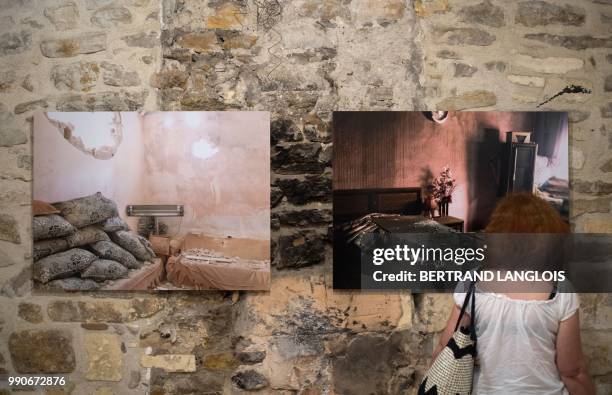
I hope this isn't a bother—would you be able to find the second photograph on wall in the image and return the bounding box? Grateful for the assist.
[332,111,569,288]
[32,111,271,291]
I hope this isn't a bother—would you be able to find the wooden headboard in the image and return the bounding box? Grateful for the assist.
[333,187,422,222]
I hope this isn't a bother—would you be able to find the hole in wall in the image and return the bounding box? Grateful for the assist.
[45,112,123,160]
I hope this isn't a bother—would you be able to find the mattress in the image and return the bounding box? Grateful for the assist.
[166,248,270,290]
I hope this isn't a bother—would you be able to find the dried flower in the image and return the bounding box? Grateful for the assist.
[429,166,456,203]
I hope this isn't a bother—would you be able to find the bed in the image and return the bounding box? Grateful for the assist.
[333,187,456,288]
[166,234,270,290]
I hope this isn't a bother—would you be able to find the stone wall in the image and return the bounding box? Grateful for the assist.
[0,0,611,394]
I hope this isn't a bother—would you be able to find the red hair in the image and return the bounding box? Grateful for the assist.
[485,193,569,234]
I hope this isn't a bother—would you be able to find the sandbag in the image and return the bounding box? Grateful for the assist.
[65,226,110,248]
[138,234,156,258]
[90,240,142,269]
[110,230,155,261]
[32,214,76,241]
[53,192,118,228]
[33,238,69,261]
[100,216,130,232]
[43,277,100,291]
[32,248,97,283]
[80,259,128,281]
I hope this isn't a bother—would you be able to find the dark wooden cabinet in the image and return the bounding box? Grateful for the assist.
[500,139,538,195]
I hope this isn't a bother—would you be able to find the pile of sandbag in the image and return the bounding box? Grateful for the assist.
[32,192,156,291]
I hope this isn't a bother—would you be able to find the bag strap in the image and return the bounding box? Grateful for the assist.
[454,281,478,348]
[454,281,474,332]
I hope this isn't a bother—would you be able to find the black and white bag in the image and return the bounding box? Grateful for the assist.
[418,283,477,395]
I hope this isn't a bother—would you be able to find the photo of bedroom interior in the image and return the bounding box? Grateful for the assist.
[333,111,569,288]
[32,111,270,291]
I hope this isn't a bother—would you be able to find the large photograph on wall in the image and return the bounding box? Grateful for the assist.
[333,111,570,288]
[32,111,271,291]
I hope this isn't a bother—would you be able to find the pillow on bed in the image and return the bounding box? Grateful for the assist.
[33,200,60,216]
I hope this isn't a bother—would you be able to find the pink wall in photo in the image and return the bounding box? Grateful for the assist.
[33,112,270,240]
[33,112,146,231]
[333,111,561,231]
[141,112,270,240]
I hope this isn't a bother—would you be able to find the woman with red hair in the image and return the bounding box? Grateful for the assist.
[432,193,595,395]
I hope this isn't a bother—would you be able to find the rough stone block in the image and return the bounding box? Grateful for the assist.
[332,331,431,394]
[603,102,612,118]
[0,213,20,244]
[516,1,585,27]
[458,0,505,28]
[272,143,325,174]
[512,54,584,74]
[231,369,269,391]
[149,67,189,89]
[17,302,44,323]
[91,6,132,27]
[413,0,448,17]
[51,61,100,91]
[581,330,612,376]
[276,209,332,227]
[581,217,612,233]
[85,332,123,381]
[453,63,477,77]
[176,32,219,53]
[437,28,496,46]
[275,175,331,205]
[9,329,75,373]
[271,118,303,145]
[0,127,27,147]
[524,33,612,50]
[507,74,545,88]
[14,99,48,114]
[56,90,147,111]
[277,231,325,269]
[100,62,141,87]
[413,293,454,332]
[0,70,16,92]
[0,31,32,56]
[573,180,612,196]
[206,3,245,29]
[436,90,497,110]
[140,354,196,372]
[40,32,107,58]
[48,298,165,322]
[44,2,79,31]
[122,31,158,48]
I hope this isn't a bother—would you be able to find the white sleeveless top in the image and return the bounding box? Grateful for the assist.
[453,283,579,395]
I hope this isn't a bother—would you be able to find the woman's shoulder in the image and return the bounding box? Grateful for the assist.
[554,281,580,321]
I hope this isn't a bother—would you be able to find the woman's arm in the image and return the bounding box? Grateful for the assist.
[432,305,464,361]
[556,311,595,395]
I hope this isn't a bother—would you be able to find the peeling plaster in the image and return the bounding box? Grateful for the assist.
[44,112,123,160]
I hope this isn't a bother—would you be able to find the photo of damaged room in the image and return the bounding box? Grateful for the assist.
[32,111,270,291]
[333,111,569,288]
